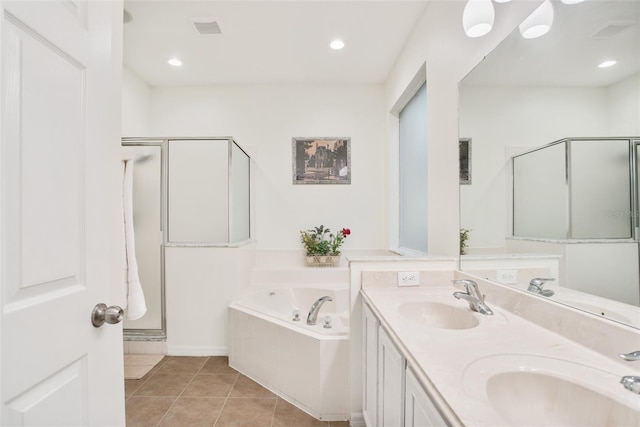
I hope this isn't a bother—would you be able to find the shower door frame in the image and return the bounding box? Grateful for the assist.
[122,138,167,340]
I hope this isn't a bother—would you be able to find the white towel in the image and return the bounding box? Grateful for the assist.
[122,159,147,320]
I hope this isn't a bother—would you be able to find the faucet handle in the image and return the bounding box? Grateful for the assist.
[619,350,640,361]
[530,278,555,287]
[452,279,478,292]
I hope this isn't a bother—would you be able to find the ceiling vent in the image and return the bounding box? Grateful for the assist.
[590,20,636,38]
[191,17,222,35]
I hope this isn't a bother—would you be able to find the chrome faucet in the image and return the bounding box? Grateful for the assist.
[307,296,333,325]
[452,279,493,315]
[619,350,640,394]
[527,278,555,297]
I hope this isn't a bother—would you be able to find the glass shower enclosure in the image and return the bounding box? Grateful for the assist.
[122,137,251,339]
[512,137,639,240]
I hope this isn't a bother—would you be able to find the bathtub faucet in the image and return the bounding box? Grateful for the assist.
[307,296,333,325]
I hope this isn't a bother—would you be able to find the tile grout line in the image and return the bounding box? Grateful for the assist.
[154,356,209,427]
[212,363,241,427]
[125,354,165,400]
[269,396,279,427]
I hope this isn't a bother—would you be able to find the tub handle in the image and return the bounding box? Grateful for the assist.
[323,316,332,329]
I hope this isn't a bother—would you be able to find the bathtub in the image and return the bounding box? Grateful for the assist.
[228,286,349,421]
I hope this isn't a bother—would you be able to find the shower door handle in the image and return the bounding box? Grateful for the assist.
[91,303,124,327]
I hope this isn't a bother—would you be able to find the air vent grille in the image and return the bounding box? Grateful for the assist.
[590,20,636,38]
[192,17,222,35]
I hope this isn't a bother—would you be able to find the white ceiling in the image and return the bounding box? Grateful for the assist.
[461,0,640,87]
[123,0,429,86]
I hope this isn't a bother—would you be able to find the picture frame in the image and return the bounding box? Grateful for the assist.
[292,137,351,185]
[459,138,472,185]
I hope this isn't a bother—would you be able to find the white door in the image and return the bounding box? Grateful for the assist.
[1,1,125,425]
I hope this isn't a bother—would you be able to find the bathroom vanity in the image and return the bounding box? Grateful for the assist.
[360,272,640,426]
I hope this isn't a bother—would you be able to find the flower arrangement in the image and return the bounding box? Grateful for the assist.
[300,225,351,257]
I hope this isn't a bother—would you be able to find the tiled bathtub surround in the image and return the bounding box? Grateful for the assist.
[361,270,640,425]
[125,355,350,427]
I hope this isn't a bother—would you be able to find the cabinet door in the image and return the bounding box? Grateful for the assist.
[378,327,405,427]
[405,367,448,427]
[362,303,379,427]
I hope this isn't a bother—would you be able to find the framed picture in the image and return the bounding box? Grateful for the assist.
[292,137,351,184]
[459,138,471,185]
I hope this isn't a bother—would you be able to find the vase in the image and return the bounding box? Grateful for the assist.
[305,254,340,267]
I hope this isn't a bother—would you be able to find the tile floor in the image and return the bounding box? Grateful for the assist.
[125,356,350,427]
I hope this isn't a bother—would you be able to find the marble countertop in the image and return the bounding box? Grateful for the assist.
[361,285,640,426]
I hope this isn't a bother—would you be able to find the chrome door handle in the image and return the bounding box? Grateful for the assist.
[91,303,124,327]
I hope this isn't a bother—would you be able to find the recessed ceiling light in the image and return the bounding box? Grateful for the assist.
[330,39,345,50]
[168,58,182,67]
[598,60,617,68]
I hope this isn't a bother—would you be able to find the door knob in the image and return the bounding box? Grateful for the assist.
[91,303,124,327]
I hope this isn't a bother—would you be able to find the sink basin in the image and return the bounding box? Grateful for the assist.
[463,354,640,426]
[398,301,480,330]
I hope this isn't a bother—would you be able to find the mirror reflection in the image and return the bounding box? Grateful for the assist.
[459,0,640,328]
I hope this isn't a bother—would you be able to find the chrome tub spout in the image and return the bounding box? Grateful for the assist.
[307,296,333,325]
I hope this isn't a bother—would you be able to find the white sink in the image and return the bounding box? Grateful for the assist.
[463,354,640,426]
[398,301,480,330]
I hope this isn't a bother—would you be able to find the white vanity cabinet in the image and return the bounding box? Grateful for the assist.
[378,327,405,427]
[363,301,449,427]
[405,366,447,427]
[362,303,379,427]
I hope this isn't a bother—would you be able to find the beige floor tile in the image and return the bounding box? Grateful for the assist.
[229,375,276,398]
[134,373,195,397]
[183,374,238,398]
[214,398,276,427]
[125,397,176,427]
[125,378,146,398]
[156,356,208,374]
[272,398,328,427]
[200,356,238,375]
[158,397,226,427]
[328,422,350,427]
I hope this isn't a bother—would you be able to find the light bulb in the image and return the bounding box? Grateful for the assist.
[463,0,495,38]
[519,0,554,39]
[330,39,345,50]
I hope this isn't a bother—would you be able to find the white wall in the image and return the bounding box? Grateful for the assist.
[164,245,255,355]
[150,84,387,251]
[122,66,152,136]
[607,72,640,136]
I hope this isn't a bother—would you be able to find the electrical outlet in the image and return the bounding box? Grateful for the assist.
[497,269,518,284]
[398,271,419,287]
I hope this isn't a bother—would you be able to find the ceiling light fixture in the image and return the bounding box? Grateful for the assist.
[463,0,495,38]
[168,58,182,67]
[519,0,554,39]
[330,39,345,50]
[493,0,512,3]
[560,0,585,4]
[598,60,617,68]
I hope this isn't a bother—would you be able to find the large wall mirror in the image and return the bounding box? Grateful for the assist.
[459,0,640,329]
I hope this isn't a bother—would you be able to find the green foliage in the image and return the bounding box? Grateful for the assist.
[300,225,351,256]
[460,228,471,255]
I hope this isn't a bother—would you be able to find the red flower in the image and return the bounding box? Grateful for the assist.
[342,228,351,236]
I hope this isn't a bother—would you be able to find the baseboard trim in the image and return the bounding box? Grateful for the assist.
[167,345,228,356]
[350,412,366,427]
